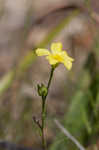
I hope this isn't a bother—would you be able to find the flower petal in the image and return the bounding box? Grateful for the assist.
[64,55,74,62]
[63,60,72,70]
[36,48,50,56]
[51,42,62,53]
[46,55,58,65]
[61,51,74,62]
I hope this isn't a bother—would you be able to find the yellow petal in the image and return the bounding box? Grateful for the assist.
[63,60,72,70]
[46,55,58,65]
[36,48,50,56]
[61,51,68,56]
[62,52,74,70]
[64,55,74,62]
[61,51,74,62]
[51,42,62,53]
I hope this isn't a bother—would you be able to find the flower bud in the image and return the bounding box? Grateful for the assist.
[37,84,48,98]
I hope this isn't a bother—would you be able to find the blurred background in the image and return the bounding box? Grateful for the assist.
[0,0,99,150]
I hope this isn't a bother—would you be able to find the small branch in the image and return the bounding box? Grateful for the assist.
[54,119,86,150]
[32,116,42,129]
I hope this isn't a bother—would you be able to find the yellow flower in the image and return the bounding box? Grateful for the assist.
[36,42,74,70]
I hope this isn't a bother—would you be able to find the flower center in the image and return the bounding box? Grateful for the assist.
[53,54,63,62]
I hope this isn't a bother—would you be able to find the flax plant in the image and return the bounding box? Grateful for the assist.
[33,42,74,150]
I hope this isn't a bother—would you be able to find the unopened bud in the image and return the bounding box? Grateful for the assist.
[37,83,48,98]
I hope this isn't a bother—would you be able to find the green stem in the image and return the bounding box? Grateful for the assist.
[47,66,55,90]
[41,98,46,150]
[41,66,55,150]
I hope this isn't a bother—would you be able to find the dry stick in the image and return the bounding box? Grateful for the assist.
[54,119,86,150]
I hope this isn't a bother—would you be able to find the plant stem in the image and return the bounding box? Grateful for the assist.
[41,66,55,150]
[47,66,55,90]
[41,98,46,150]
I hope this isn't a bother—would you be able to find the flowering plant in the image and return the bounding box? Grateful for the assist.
[33,42,74,150]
